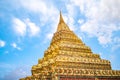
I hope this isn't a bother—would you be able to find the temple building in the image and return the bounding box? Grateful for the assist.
[20,12,120,80]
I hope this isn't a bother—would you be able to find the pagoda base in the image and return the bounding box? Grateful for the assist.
[59,76,120,80]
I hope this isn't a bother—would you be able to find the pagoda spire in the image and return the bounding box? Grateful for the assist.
[59,11,65,23]
[57,11,70,32]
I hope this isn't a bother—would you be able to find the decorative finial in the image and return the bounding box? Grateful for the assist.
[59,11,65,23]
[57,11,70,32]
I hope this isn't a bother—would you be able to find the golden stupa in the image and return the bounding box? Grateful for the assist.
[20,12,120,80]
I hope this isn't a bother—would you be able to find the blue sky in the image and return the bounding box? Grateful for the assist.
[0,0,120,80]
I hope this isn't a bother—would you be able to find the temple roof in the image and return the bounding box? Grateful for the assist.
[57,12,70,32]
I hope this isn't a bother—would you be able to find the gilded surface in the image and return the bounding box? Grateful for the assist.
[20,12,120,80]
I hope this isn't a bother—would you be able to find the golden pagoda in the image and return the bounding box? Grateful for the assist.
[20,12,120,80]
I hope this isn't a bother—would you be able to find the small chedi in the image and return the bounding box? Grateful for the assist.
[20,12,120,80]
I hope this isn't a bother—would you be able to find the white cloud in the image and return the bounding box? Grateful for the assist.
[12,0,59,40]
[0,66,31,80]
[25,19,40,37]
[113,37,120,43]
[46,33,53,40]
[11,43,21,50]
[71,0,120,45]
[13,18,40,37]
[98,36,111,45]
[11,0,120,46]
[63,14,75,31]
[16,0,59,40]
[78,19,84,24]
[19,0,59,24]
[13,18,27,36]
[19,0,47,14]
[65,3,76,31]
[0,40,5,47]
